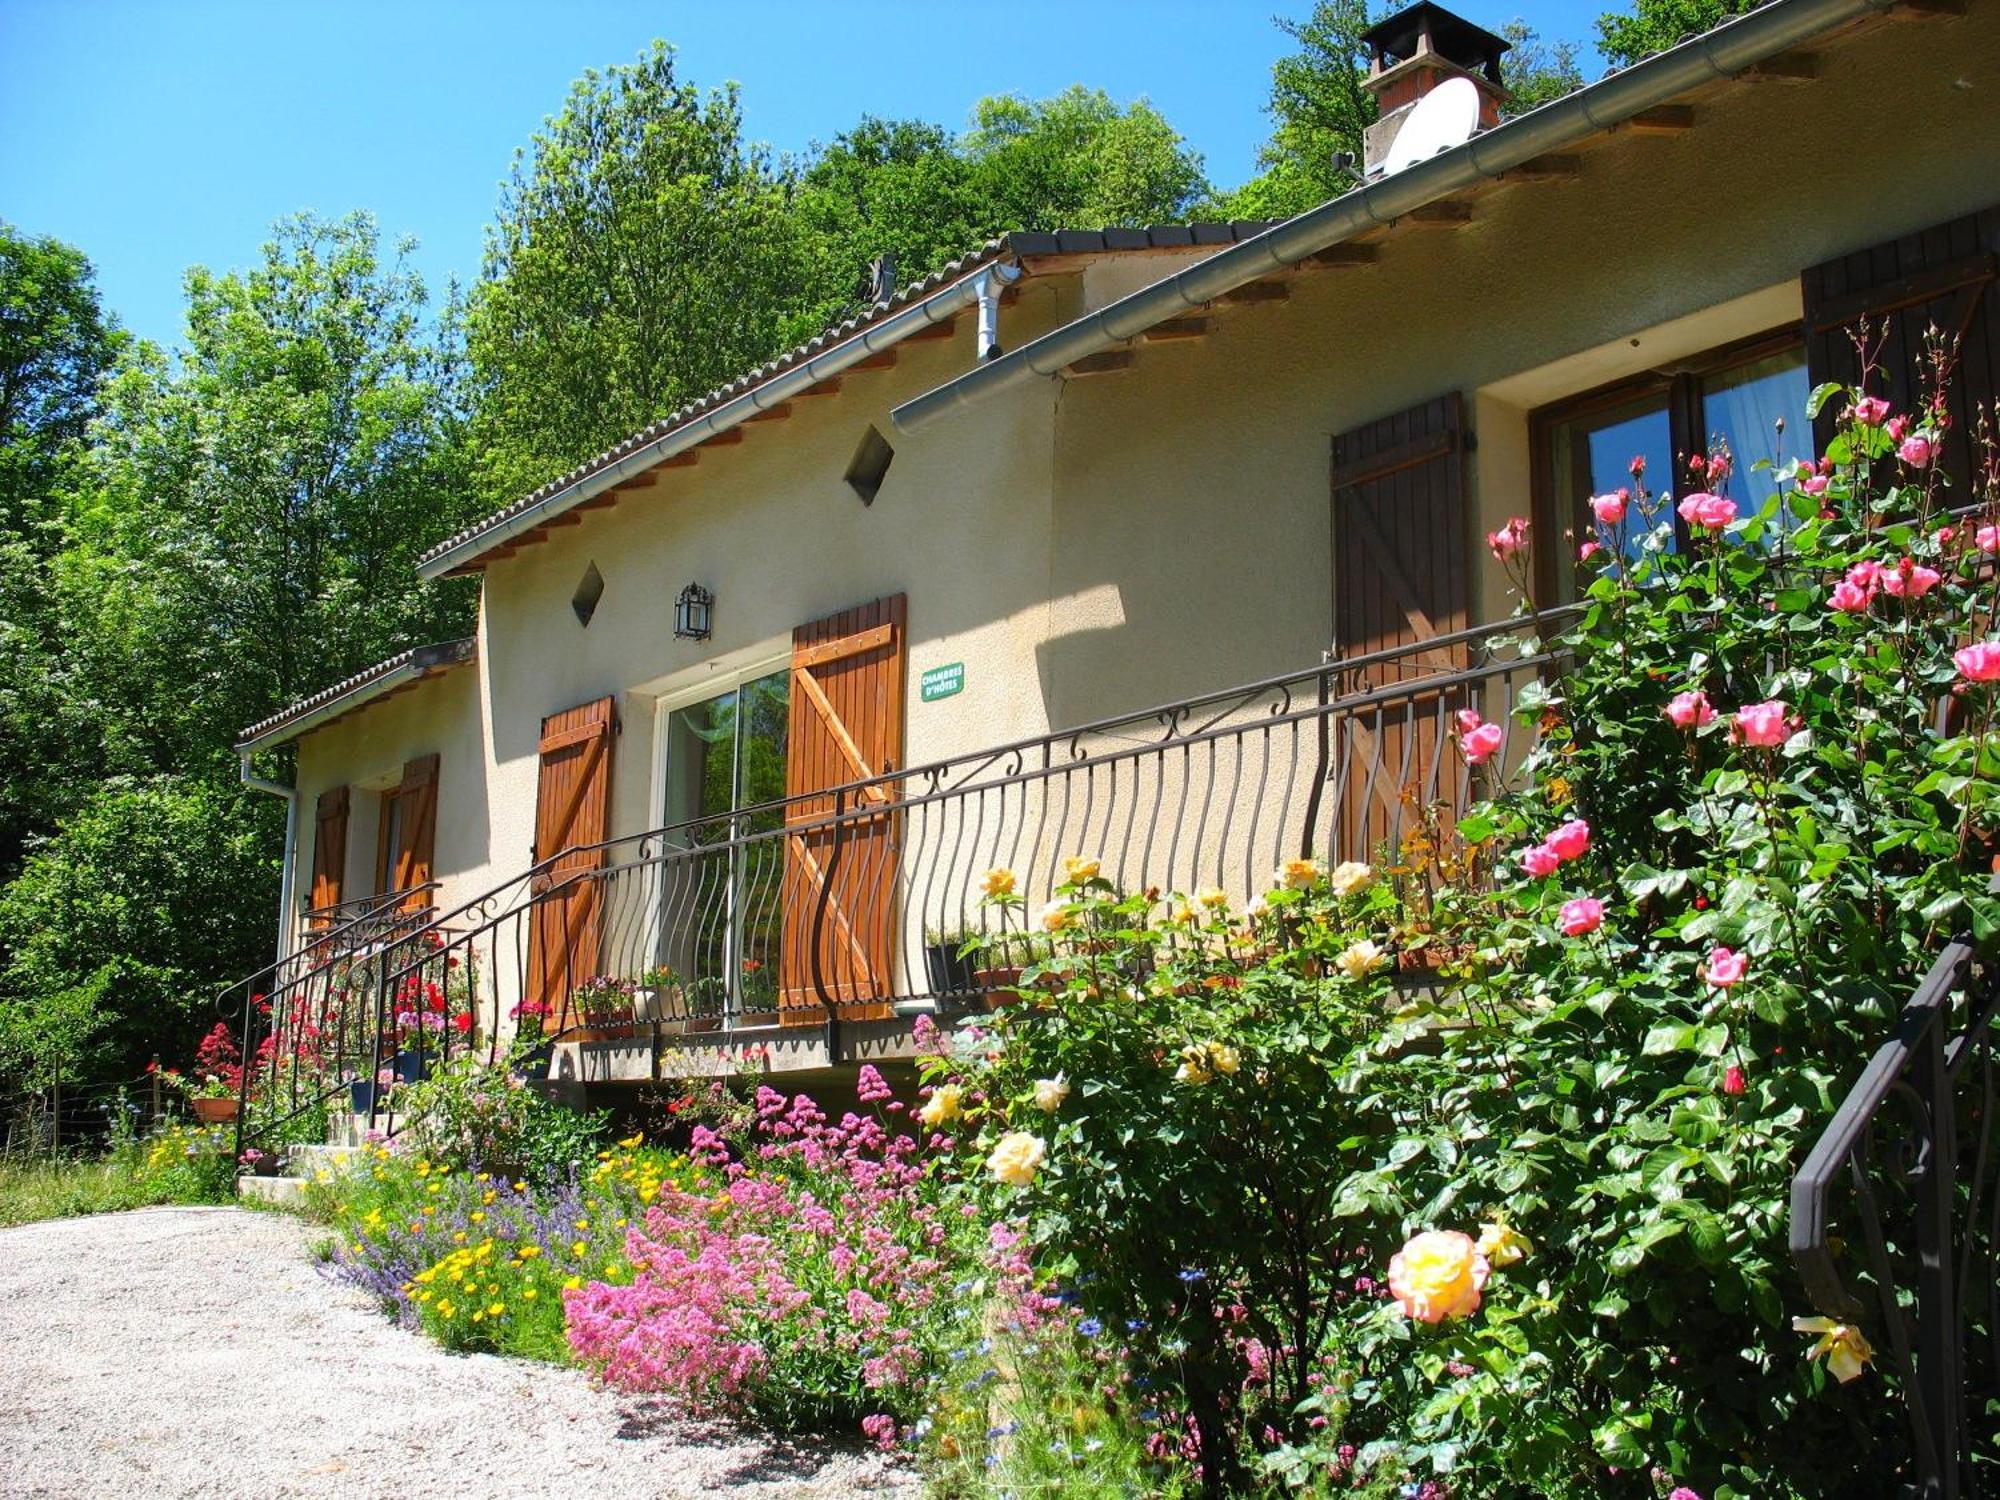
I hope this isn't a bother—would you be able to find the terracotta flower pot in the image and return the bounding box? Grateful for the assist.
[192,1097,239,1124]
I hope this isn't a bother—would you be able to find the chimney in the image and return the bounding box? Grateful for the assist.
[1359,2,1510,175]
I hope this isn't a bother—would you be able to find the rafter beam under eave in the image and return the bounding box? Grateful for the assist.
[1062,350,1135,377]
[1142,317,1210,342]
[1626,104,1696,132]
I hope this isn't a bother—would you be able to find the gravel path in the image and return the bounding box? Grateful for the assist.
[0,1207,915,1499]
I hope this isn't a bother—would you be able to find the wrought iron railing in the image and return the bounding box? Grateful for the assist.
[225,615,1575,1153]
[1789,919,2000,1499]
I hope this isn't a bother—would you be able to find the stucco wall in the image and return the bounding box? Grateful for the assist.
[290,661,487,948]
[286,5,2000,942]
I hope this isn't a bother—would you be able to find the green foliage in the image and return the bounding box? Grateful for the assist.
[1218,0,1376,220]
[1498,20,1587,114]
[391,1042,612,1183]
[1596,0,1762,68]
[933,369,1996,1495]
[0,778,275,1085]
[0,1122,237,1227]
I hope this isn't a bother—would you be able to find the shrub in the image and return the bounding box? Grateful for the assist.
[0,1122,237,1227]
[934,360,2000,1497]
[387,1041,611,1183]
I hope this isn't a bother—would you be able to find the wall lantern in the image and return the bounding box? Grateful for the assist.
[674,582,714,641]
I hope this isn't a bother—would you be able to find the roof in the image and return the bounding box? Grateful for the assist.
[416,223,1278,578]
[235,638,477,753]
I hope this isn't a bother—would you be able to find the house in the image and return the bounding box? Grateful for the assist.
[234,0,2000,1101]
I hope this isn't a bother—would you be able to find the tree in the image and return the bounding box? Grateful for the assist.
[465,43,815,506]
[961,87,1209,233]
[1596,0,1761,68]
[1498,20,1586,113]
[61,211,477,775]
[0,778,275,1087]
[0,224,124,543]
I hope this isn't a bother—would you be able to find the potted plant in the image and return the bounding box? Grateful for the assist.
[634,965,680,1028]
[922,925,980,998]
[570,974,637,1041]
[179,1023,244,1123]
[974,932,1054,1005]
[735,956,777,1021]
[507,999,555,1075]
[678,974,730,1033]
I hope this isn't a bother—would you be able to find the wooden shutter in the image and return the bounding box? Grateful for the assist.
[308,786,350,927]
[391,754,440,910]
[780,595,906,1025]
[1802,205,2000,499]
[1329,394,1471,863]
[525,697,615,1032]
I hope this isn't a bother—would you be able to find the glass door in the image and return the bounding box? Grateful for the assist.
[659,670,789,1016]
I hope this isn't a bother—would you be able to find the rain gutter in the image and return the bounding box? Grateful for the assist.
[890,0,1895,435]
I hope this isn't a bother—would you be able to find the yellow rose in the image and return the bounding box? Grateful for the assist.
[1063,856,1101,884]
[1336,939,1390,980]
[1032,1077,1070,1112]
[1195,887,1229,909]
[986,1131,1046,1187]
[1277,857,1324,891]
[1794,1316,1874,1384]
[1038,901,1074,934]
[1328,861,1375,897]
[1206,1041,1241,1075]
[980,867,1016,898]
[1476,1220,1530,1268]
[1387,1230,1490,1323]
[918,1085,963,1127]
[1172,901,1198,924]
[1174,1045,1212,1086]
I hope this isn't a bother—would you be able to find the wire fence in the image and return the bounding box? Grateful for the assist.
[0,1062,193,1162]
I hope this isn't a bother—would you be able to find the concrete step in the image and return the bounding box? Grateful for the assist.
[238,1174,308,1207]
[289,1143,360,1170]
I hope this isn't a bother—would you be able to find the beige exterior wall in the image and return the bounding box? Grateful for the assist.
[285,6,2000,946]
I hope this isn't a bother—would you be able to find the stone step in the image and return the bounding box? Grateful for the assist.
[289,1143,360,1170]
[238,1174,308,1207]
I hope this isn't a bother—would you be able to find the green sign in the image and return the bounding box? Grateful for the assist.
[919,662,965,703]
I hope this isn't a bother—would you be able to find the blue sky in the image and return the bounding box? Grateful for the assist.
[0,0,1610,350]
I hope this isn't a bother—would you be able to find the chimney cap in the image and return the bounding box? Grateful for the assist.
[1360,2,1511,86]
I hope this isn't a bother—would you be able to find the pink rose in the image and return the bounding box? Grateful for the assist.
[1579,540,1602,562]
[1955,641,2000,682]
[1545,819,1591,862]
[1734,700,1791,748]
[1705,946,1748,987]
[1687,453,1707,475]
[1455,708,1484,735]
[1898,433,1934,468]
[1559,897,1604,936]
[1665,689,1716,728]
[1801,472,1830,496]
[1461,721,1505,765]
[1880,559,1941,599]
[1676,492,1737,530]
[1849,395,1891,427]
[1590,492,1628,526]
[1487,517,1529,561]
[1885,415,1910,442]
[1828,578,1872,614]
[1707,451,1733,483]
[1520,843,1561,878]
[1980,525,2000,555]
[1721,1064,1746,1096]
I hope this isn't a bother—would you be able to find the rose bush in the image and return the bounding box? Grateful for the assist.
[925,351,2000,1498]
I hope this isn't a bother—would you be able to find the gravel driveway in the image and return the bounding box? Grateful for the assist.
[0,1206,915,1499]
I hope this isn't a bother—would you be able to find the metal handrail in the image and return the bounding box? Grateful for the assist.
[1788,897,2000,1500]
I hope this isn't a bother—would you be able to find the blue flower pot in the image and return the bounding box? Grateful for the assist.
[349,1078,377,1114]
[393,1049,429,1085]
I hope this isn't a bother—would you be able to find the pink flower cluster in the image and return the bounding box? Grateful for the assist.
[565,1079,955,1427]
[1676,491,1737,531]
[1520,818,1589,878]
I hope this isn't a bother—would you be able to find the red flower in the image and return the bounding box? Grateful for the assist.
[450,1012,473,1034]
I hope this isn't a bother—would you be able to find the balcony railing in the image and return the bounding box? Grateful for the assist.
[230,614,1575,1152]
[1789,913,2000,1499]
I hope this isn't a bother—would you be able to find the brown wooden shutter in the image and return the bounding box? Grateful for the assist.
[780,595,906,1025]
[1329,394,1471,862]
[308,786,350,927]
[1802,205,2000,499]
[391,753,440,910]
[526,697,615,1032]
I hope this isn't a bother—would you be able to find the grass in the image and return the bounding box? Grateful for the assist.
[0,1124,238,1227]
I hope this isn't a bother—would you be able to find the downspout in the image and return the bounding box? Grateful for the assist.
[890,0,1899,435]
[240,756,299,967]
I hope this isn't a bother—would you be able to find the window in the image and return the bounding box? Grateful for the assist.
[374,788,406,895]
[657,670,790,1012]
[844,425,894,505]
[1532,331,1811,601]
[571,562,605,627]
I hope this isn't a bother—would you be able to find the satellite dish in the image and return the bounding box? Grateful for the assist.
[1381,75,1481,176]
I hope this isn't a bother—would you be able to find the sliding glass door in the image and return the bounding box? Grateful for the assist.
[658,671,789,1016]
